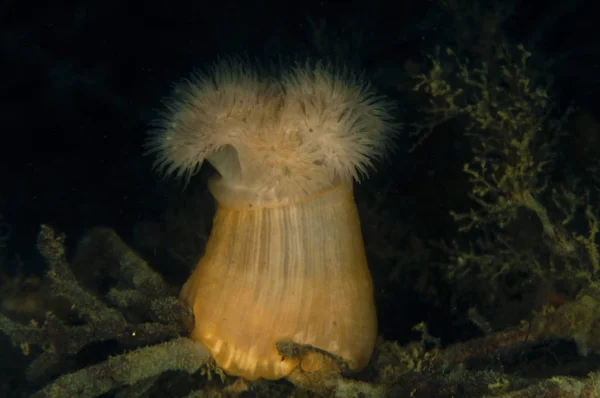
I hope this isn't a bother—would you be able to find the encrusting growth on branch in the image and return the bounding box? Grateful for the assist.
[0,226,205,397]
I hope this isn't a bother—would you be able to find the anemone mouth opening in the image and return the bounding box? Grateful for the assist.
[207,144,241,183]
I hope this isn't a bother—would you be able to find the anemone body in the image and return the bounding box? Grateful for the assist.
[147,60,396,380]
[180,182,376,379]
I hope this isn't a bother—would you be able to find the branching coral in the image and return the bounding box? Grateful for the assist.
[0,225,208,397]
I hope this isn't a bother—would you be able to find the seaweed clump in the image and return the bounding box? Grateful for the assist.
[412,38,600,318]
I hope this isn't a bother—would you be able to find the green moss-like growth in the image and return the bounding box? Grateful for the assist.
[413,42,600,307]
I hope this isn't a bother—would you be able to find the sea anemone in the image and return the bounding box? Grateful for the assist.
[146,59,397,380]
